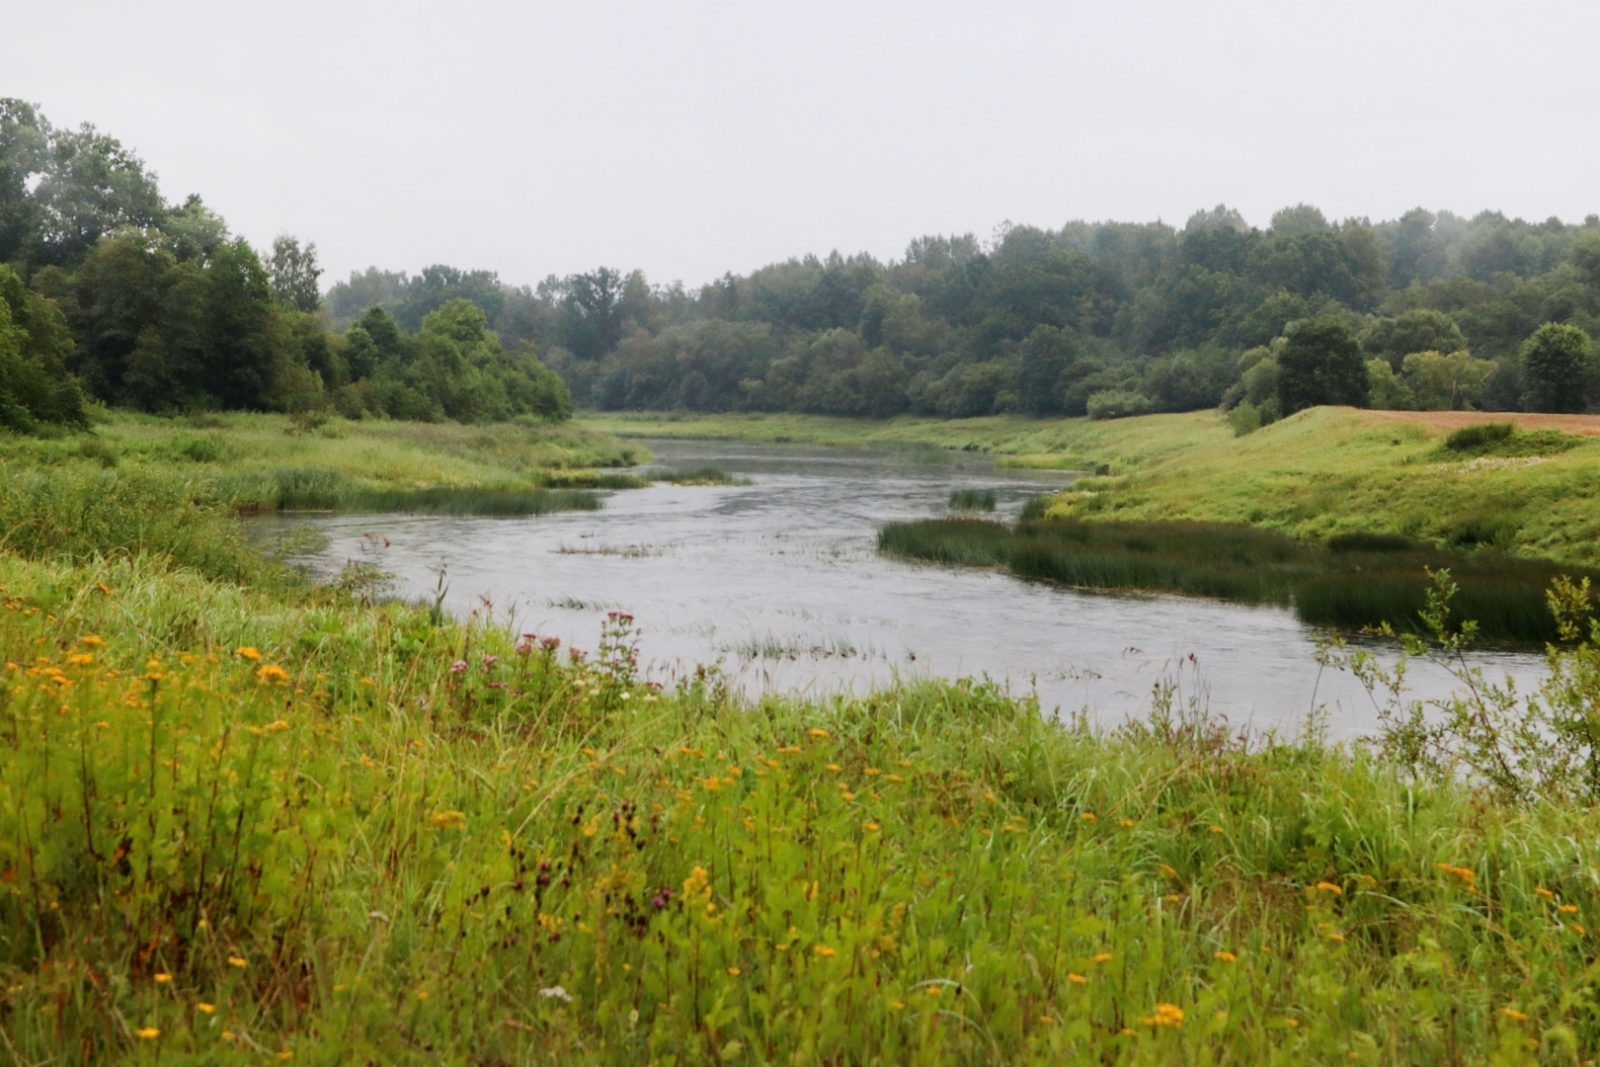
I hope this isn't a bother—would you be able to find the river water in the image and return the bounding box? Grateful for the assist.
[256,438,1546,740]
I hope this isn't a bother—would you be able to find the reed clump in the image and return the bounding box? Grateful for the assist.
[651,466,750,486]
[948,488,997,511]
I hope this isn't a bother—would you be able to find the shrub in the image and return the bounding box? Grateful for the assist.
[1086,390,1155,420]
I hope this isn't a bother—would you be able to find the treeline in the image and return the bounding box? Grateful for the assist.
[0,100,569,431]
[333,206,1600,420]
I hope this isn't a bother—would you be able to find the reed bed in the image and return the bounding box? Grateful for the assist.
[948,488,997,511]
[879,518,1596,644]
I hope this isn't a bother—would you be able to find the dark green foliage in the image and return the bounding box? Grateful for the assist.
[880,517,1598,644]
[1327,531,1412,553]
[1437,423,1580,458]
[1519,322,1594,413]
[0,264,87,431]
[1278,318,1369,414]
[1443,422,1514,451]
[1019,494,1051,521]
[948,488,997,511]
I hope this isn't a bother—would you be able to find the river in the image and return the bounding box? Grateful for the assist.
[255,437,1546,739]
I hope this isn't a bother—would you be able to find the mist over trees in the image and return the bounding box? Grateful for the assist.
[332,204,1600,423]
[4,97,1599,431]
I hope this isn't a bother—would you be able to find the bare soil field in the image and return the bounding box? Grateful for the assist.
[1355,408,1600,435]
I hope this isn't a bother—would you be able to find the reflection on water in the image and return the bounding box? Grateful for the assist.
[252,438,1546,739]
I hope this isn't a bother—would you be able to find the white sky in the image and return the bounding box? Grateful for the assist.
[6,0,1598,289]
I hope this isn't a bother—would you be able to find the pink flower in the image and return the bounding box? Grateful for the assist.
[540,636,562,651]
[449,660,468,674]
[515,638,534,655]
[481,654,499,668]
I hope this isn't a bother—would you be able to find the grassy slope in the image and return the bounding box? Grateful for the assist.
[580,408,1600,566]
[3,548,1598,1065]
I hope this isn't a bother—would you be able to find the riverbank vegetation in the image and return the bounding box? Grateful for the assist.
[587,407,1600,567]
[5,465,1600,1064]
[879,517,1594,645]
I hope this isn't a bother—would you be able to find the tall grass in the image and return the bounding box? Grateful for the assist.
[948,488,997,511]
[6,548,1600,1063]
[881,517,1596,644]
[213,467,601,515]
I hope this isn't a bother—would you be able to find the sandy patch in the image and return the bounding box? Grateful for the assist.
[1351,408,1600,436]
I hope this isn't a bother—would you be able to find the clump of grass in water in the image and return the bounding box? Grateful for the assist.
[652,467,750,486]
[948,488,997,511]
[880,517,1599,644]
[214,468,601,515]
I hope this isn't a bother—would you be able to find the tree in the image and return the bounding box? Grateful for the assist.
[1015,325,1078,415]
[1520,322,1593,413]
[0,264,87,430]
[1277,318,1369,413]
[1362,309,1467,370]
[269,235,323,313]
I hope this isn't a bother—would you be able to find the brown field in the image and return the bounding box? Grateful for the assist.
[1354,408,1600,435]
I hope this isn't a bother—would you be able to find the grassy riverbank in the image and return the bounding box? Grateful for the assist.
[582,408,1600,566]
[1,546,1598,1065]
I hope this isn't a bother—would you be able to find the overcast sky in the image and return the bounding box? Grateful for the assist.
[6,0,1598,289]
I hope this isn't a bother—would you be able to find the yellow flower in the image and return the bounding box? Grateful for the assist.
[197,1003,216,1014]
[235,646,262,661]
[136,1027,160,1040]
[1328,931,1346,942]
[1081,812,1097,822]
[864,767,881,776]
[1139,1003,1185,1028]
[1571,923,1587,936]
[415,990,429,1000]
[1502,1008,1528,1022]
[256,664,290,685]
[1434,862,1476,885]
[885,774,905,784]
[727,967,741,976]
[1067,973,1088,984]
[1208,825,1223,834]
[813,945,837,958]
[154,972,172,983]
[66,652,95,666]
[808,728,830,739]
[1091,952,1113,964]
[1535,887,1555,899]
[1213,951,1236,962]
[1119,818,1135,827]
[428,810,467,830]
[1558,903,1579,914]
[864,821,881,832]
[1158,864,1177,878]
[701,776,721,791]
[1314,881,1343,895]
[1284,1018,1300,1028]
[358,677,377,687]
[924,985,942,996]
[826,763,842,772]
[228,956,247,968]
[79,635,106,647]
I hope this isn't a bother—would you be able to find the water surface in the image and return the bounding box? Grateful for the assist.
[258,438,1545,739]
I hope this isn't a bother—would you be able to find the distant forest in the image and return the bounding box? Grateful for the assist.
[4,98,1599,431]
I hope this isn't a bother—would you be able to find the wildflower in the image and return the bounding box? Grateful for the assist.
[539,986,573,1002]
[865,767,881,776]
[1284,1018,1300,1028]
[234,646,262,661]
[1535,887,1555,899]
[415,990,429,1000]
[66,652,94,666]
[154,972,172,983]
[841,792,856,802]
[1119,818,1135,827]
[1067,973,1088,984]
[1213,951,1236,962]
[826,763,842,772]
[541,636,561,651]
[702,776,721,791]
[481,654,499,667]
[1081,812,1097,822]
[228,956,247,968]
[197,1003,215,1013]
[1502,1008,1528,1022]
[256,664,290,685]
[1139,1003,1184,1028]
[1314,881,1343,895]
[809,728,830,739]
[886,774,905,784]
[1435,863,1476,885]
[727,967,741,976]
[682,866,711,901]
[80,635,106,647]
[1571,923,1587,936]
[515,638,534,655]
[1328,931,1346,942]
[813,945,837,958]
[1208,825,1223,834]
[864,821,881,832]
[1159,864,1177,878]
[1091,953,1113,964]
[449,660,468,674]
[1558,903,1579,914]
[924,985,942,996]
[136,1027,160,1040]
[358,677,377,687]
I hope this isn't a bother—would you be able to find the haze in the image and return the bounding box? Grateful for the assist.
[5,0,1597,287]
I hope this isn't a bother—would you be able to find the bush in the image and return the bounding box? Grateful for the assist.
[1086,390,1155,420]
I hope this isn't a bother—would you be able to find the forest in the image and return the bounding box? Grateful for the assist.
[5,97,1600,431]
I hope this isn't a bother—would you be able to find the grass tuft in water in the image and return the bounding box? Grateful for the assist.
[652,466,751,486]
[948,488,997,511]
